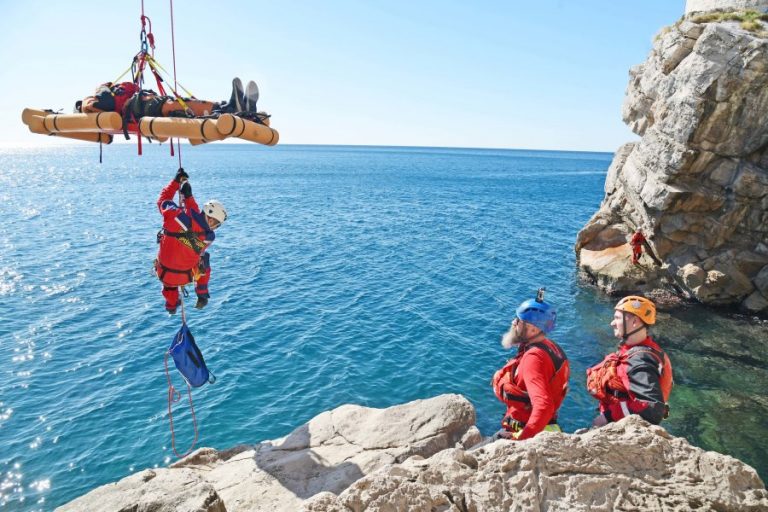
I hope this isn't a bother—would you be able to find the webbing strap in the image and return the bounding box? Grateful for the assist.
[527,342,567,373]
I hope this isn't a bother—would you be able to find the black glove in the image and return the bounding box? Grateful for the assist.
[174,168,189,183]
[195,297,208,309]
[180,181,192,198]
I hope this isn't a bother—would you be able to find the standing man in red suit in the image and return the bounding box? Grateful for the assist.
[630,229,646,265]
[491,289,570,440]
[155,169,227,314]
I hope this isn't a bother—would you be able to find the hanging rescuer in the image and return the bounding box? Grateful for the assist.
[155,169,227,314]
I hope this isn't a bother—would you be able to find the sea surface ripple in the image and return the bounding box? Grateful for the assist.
[0,144,766,510]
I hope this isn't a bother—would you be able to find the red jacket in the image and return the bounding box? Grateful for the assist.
[589,337,667,425]
[156,180,214,280]
[630,231,646,247]
[492,338,569,440]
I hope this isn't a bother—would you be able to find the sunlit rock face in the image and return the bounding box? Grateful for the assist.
[302,415,768,512]
[576,15,768,315]
[686,0,768,14]
[55,395,480,512]
[55,397,768,512]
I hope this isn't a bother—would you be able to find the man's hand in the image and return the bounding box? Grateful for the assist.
[180,181,192,198]
[175,168,189,183]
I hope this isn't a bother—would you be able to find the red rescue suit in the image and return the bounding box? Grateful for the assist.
[492,338,569,440]
[155,179,215,311]
[81,82,139,114]
[630,231,646,264]
[587,337,670,425]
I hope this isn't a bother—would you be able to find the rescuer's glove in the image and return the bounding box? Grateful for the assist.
[180,181,192,198]
[174,168,189,183]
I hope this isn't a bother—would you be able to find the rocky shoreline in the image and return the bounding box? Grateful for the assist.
[576,13,768,316]
[56,394,768,511]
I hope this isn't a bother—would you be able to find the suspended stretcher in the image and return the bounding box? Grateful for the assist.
[21,108,279,146]
[21,8,279,152]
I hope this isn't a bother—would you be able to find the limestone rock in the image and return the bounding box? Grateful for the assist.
[744,290,768,312]
[686,0,768,14]
[57,398,768,512]
[577,15,768,315]
[55,468,226,512]
[303,415,768,512]
[679,262,706,288]
[55,394,476,512]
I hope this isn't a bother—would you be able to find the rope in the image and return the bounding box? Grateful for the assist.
[169,0,183,167]
[164,347,199,458]
[145,56,196,98]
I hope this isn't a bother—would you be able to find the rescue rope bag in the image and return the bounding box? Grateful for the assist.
[168,323,215,387]
[164,321,216,458]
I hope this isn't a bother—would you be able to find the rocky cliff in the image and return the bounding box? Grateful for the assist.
[56,395,768,512]
[575,13,768,314]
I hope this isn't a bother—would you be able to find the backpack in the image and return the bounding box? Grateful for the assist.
[168,323,215,387]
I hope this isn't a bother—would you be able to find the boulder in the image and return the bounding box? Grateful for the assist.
[55,394,478,512]
[56,398,768,512]
[302,415,768,512]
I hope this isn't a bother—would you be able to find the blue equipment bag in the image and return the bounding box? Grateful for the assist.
[168,323,215,387]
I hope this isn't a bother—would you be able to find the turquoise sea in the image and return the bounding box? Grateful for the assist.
[1,144,766,510]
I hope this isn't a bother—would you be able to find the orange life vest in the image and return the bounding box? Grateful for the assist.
[492,339,569,412]
[587,344,673,403]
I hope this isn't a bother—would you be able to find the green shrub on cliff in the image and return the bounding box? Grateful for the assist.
[691,10,768,34]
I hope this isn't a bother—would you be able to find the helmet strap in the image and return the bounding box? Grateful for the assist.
[520,327,546,345]
[621,312,646,342]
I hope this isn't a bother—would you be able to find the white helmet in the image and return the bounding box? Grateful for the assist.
[203,200,228,225]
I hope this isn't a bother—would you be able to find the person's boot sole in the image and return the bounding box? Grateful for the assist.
[230,78,244,112]
[245,81,259,113]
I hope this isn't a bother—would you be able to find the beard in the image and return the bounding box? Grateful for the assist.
[501,326,524,349]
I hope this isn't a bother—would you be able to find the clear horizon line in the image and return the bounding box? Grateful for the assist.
[0,140,619,155]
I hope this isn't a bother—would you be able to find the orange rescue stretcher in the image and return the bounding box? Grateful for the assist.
[20,108,279,146]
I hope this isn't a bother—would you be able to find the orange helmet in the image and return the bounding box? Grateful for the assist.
[615,296,656,325]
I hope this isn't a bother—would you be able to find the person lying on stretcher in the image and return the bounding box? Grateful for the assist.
[76,77,263,119]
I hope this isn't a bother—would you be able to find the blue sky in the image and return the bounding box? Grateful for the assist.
[0,0,685,151]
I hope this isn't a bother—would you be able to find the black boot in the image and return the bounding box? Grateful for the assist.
[245,80,259,113]
[228,77,244,113]
[195,297,208,309]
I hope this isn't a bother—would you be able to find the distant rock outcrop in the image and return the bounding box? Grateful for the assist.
[56,395,768,512]
[576,12,768,314]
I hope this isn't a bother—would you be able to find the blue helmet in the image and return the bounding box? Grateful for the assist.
[515,294,557,334]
